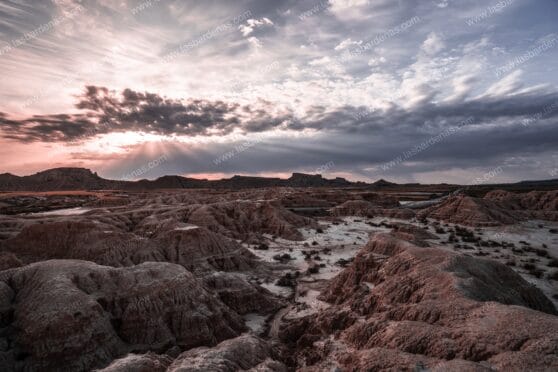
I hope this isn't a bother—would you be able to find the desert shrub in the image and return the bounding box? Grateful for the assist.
[276,272,296,287]
[255,243,269,250]
[523,263,536,270]
[306,265,320,274]
[272,253,292,262]
[534,249,549,258]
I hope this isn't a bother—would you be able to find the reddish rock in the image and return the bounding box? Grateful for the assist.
[390,222,438,246]
[0,251,22,270]
[484,189,558,221]
[281,233,558,370]
[484,189,558,211]
[417,195,523,226]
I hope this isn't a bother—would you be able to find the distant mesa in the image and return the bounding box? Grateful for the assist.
[0,168,358,191]
[1,167,558,192]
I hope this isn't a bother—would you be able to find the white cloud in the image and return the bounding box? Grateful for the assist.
[238,17,274,37]
[329,0,370,12]
[335,38,362,50]
[421,32,445,55]
[247,36,263,48]
[482,69,524,97]
[368,56,387,66]
[334,38,362,51]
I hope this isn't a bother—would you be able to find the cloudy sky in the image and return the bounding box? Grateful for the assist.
[1,0,557,183]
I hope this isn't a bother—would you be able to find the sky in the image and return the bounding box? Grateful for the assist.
[1,0,558,184]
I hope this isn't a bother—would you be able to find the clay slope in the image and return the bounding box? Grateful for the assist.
[167,335,286,371]
[417,195,523,226]
[279,233,558,371]
[184,201,317,240]
[331,200,415,219]
[390,222,438,247]
[0,260,245,371]
[485,190,558,221]
[202,272,284,315]
[278,193,333,208]
[98,335,287,372]
[0,221,258,273]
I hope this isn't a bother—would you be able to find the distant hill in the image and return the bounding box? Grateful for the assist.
[371,179,398,187]
[0,168,361,191]
[1,167,557,192]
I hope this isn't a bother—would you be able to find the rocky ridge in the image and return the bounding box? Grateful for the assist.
[278,233,558,370]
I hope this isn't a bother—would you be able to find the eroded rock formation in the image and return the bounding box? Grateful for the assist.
[167,335,287,372]
[184,201,317,240]
[279,233,558,370]
[0,221,259,273]
[417,195,523,226]
[331,200,415,220]
[0,260,246,371]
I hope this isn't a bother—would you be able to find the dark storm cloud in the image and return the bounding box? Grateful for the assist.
[0,86,296,142]
[139,114,557,183]
[98,108,558,183]
[2,86,558,148]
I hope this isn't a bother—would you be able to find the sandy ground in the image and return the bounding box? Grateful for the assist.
[245,215,558,325]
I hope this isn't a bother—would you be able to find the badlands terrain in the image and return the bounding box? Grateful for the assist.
[0,169,557,371]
